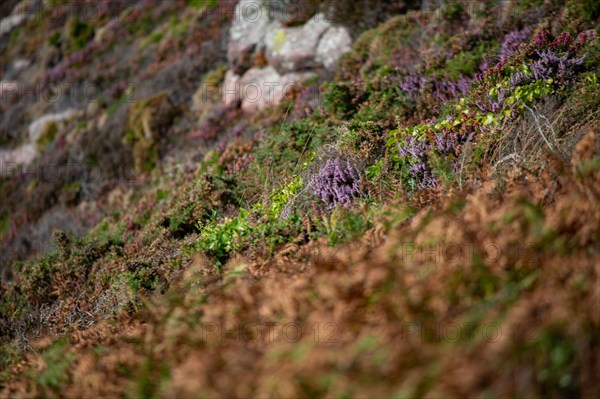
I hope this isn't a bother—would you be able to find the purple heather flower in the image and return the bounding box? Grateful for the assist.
[397,135,437,189]
[400,74,427,97]
[530,59,552,81]
[435,132,460,155]
[311,158,362,208]
[396,122,472,189]
[531,49,586,84]
[508,70,531,88]
[553,32,571,50]
[401,74,471,102]
[431,77,472,101]
[500,28,530,61]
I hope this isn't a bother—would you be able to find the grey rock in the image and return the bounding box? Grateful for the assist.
[315,25,352,71]
[0,12,25,36]
[232,66,316,113]
[0,109,79,177]
[28,109,78,142]
[265,13,330,74]
[223,69,242,107]
[228,0,270,74]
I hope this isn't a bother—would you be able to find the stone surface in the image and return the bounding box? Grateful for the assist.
[227,0,270,74]
[0,109,79,177]
[264,13,330,74]
[223,69,242,108]
[0,143,37,177]
[222,7,353,114]
[0,81,18,97]
[0,12,25,36]
[316,26,353,71]
[234,66,316,113]
[28,109,78,143]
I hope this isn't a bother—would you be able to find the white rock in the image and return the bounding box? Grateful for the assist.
[264,13,331,74]
[227,0,270,73]
[237,66,316,113]
[0,109,79,177]
[0,13,25,36]
[222,69,241,107]
[28,109,78,143]
[12,58,31,71]
[316,26,353,71]
[0,144,37,177]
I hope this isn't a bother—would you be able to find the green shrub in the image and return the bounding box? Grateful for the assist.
[67,18,94,50]
[196,209,251,269]
[126,92,181,173]
[443,42,489,79]
[34,337,74,389]
[338,121,385,162]
[0,213,9,238]
[48,31,61,48]
[318,206,373,246]
[322,82,357,119]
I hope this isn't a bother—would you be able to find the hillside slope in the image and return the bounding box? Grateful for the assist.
[1,1,600,397]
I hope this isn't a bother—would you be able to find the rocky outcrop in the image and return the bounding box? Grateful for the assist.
[264,14,330,74]
[229,66,316,112]
[221,1,353,113]
[0,13,25,36]
[0,0,36,37]
[316,26,353,71]
[227,0,271,74]
[28,109,78,143]
[0,109,79,177]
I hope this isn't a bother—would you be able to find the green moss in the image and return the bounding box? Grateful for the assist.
[322,82,357,119]
[149,31,164,43]
[193,64,228,110]
[319,207,373,247]
[9,26,23,47]
[0,213,9,237]
[441,2,466,22]
[168,205,196,236]
[0,343,19,380]
[186,0,217,11]
[583,0,600,23]
[67,18,95,50]
[524,324,579,395]
[119,267,159,293]
[443,42,490,79]
[48,31,61,48]
[338,120,385,161]
[126,92,181,173]
[35,122,58,151]
[251,118,329,189]
[273,30,287,52]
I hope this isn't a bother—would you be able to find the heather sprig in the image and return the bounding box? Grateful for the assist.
[400,74,471,102]
[388,118,474,189]
[399,74,427,97]
[530,49,586,85]
[310,157,362,209]
[500,28,531,61]
[397,133,436,189]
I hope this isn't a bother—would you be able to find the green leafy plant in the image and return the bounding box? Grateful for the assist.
[196,209,251,269]
[34,338,75,389]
